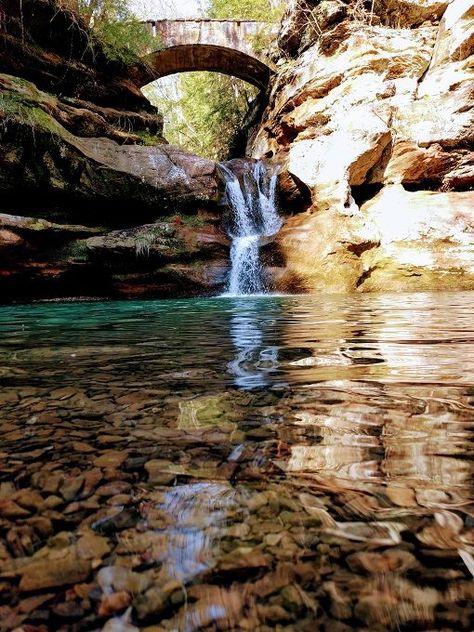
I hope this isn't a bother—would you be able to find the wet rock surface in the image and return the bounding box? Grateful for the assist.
[0,293,473,631]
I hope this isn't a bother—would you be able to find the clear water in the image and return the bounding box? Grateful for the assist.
[1,292,473,631]
[220,162,282,296]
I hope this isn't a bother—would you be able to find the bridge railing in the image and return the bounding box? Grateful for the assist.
[141,19,271,39]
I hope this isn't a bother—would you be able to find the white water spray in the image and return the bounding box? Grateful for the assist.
[220,161,282,296]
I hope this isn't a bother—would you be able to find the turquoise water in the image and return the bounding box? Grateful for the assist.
[1,292,473,631]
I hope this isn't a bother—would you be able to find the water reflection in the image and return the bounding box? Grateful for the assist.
[227,298,281,388]
[148,483,237,582]
[0,292,473,631]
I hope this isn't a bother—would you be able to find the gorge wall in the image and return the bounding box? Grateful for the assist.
[0,0,228,301]
[253,0,474,293]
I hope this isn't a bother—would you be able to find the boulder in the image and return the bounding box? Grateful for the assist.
[379,141,474,189]
[374,0,449,27]
[0,77,219,216]
[272,208,380,293]
[430,0,474,65]
[254,23,436,213]
[84,222,228,263]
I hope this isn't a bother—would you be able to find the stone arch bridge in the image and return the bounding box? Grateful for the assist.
[138,19,277,90]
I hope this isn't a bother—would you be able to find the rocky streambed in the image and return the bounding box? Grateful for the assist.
[1,294,473,631]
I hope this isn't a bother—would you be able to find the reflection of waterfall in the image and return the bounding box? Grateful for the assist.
[220,162,282,296]
[158,483,237,583]
[227,299,280,389]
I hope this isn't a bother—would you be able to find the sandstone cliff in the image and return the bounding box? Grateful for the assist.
[0,0,227,301]
[252,0,474,293]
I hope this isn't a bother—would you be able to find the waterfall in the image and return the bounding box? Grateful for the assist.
[220,161,282,296]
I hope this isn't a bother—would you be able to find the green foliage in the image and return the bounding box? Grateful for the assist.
[63,240,90,262]
[92,17,154,64]
[134,130,166,146]
[248,24,277,58]
[0,92,25,119]
[180,215,207,228]
[208,0,283,60]
[165,214,207,228]
[0,92,64,136]
[147,72,257,160]
[208,0,284,21]
[71,0,156,64]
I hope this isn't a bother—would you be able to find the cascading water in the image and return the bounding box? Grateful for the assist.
[220,161,282,296]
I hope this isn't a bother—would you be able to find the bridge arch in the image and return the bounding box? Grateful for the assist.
[142,44,272,90]
[137,19,276,90]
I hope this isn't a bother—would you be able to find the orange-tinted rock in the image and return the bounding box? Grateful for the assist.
[99,591,132,617]
[0,229,24,248]
[18,553,91,591]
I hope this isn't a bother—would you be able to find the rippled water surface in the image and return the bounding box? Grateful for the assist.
[1,293,473,631]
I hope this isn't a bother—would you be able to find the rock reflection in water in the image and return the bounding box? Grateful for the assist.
[0,293,473,631]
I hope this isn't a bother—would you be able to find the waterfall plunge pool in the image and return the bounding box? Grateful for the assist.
[1,292,473,631]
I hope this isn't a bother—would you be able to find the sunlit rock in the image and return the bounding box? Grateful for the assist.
[252,1,474,293]
[430,0,474,65]
[358,186,474,291]
[272,208,380,293]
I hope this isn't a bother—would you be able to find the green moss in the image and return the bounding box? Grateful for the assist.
[134,130,167,146]
[0,92,25,116]
[160,214,207,228]
[29,107,66,136]
[28,219,51,231]
[61,240,91,262]
[182,215,207,228]
[0,88,69,140]
[247,25,276,58]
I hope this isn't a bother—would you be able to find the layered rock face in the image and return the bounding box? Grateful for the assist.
[0,0,227,301]
[252,0,474,293]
